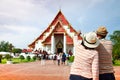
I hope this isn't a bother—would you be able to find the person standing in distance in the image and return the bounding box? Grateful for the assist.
[96,26,116,80]
[70,32,100,80]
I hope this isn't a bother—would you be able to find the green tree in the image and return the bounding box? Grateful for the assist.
[109,30,120,60]
[9,43,14,52]
[33,56,37,61]
[26,56,31,61]
[19,55,25,61]
[0,54,2,63]
[12,48,22,54]
[5,54,12,61]
[0,41,14,52]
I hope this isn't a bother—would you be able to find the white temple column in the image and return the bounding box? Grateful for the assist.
[63,33,66,53]
[51,34,55,54]
[73,46,75,55]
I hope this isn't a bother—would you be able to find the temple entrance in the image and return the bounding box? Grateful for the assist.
[56,40,63,54]
[57,48,62,53]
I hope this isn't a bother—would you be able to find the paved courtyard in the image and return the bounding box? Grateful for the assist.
[0,60,120,80]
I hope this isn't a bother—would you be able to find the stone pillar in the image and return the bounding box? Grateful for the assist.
[51,33,55,54]
[63,33,66,53]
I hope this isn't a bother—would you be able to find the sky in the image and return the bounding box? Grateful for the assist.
[0,0,120,49]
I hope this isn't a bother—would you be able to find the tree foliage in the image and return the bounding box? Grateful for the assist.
[5,54,12,61]
[19,55,25,61]
[32,56,36,61]
[109,30,120,60]
[12,48,22,53]
[26,56,31,61]
[0,41,14,52]
[0,54,2,63]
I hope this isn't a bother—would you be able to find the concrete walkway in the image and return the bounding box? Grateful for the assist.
[0,60,120,80]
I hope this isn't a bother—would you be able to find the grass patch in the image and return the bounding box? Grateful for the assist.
[113,60,120,66]
[12,58,35,64]
[0,58,35,64]
[1,58,7,64]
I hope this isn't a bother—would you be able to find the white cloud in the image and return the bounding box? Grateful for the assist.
[0,0,35,21]
[0,0,55,48]
[0,0,119,48]
[0,24,41,48]
[0,0,106,22]
[0,0,54,18]
[0,24,38,33]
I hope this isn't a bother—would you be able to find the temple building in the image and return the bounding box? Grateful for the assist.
[28,10,82,55]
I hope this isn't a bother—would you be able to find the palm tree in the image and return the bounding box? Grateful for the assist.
[9,43,14,52]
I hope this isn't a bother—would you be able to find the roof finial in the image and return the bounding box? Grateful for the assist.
[59,0,62,12]
[59,8,61,12]
[59,5,61,12]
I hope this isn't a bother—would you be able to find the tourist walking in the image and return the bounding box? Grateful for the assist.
[96,26,116,80]
[69,32,100,80]
[61,52,66,65]
[66,53,69,66]
[56,53,61,66]
[53,54,57,64]
[41,54,46,65]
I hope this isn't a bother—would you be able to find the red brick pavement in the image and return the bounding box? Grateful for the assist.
[0,60,120,80]
[0,60,70,80]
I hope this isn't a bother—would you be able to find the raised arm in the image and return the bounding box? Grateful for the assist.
[92,51,99,80]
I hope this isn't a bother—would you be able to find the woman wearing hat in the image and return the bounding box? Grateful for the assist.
[96,26,115,80]
[69,32,100,80]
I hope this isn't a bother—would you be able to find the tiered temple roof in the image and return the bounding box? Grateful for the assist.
[28,10,82,48]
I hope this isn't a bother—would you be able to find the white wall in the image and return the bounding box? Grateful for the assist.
[66,44,73,53]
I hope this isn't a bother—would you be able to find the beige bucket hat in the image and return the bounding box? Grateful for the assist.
[83,32,100,48]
